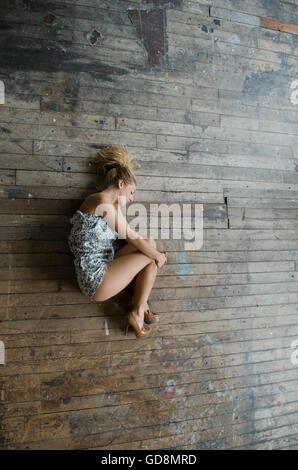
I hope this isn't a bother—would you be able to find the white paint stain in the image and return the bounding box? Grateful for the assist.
[290,79,298,105]
[0,340,5,365]
[0,80,5,105]
[227,34,240,44]
[105,319,109,336]
[291,339,298,365]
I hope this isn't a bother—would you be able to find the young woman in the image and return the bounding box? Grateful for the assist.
[68,145,167,338]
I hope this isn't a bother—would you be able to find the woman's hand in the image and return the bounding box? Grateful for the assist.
[155,251,167,268]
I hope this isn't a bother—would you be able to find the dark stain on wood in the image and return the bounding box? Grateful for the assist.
[43,378,64,387]
[0,413,5,446]
[43,13,56,24]
[87,30,101,46]
[61,397,71,404]
[0,44,128,78]
[128,8,165,67]
[145,0,183,6]
[18,0,66,14]
[203,205,227,222]
[0,21,13,31]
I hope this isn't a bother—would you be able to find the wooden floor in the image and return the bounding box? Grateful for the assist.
[1,0,298,450]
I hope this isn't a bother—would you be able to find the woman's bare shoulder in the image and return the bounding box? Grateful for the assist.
[79,193,116,218]
[78,193,98,214]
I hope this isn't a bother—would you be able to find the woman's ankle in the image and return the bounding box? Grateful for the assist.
[133,303,147,316]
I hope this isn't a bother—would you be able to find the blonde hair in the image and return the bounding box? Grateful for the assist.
[93,144,140,191]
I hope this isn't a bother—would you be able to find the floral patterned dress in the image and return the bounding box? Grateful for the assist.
[68,210,119,299]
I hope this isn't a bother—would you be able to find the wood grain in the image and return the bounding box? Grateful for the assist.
[0,0,298,450]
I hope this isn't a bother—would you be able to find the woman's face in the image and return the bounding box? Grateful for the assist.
[118,181,136,206]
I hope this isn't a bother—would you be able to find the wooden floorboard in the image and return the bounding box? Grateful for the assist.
[1,0,298,450]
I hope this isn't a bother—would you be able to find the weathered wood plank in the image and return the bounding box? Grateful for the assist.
[167,9,258,48]
[64,151,296,173]
[0,3,130,33]
[1,66,194,93]
[227,197,298,208]
[14,170,287,192]
[0,168,15,185]
[229,206,298,220]
[224,188,298,199]
[1,370,297,436]
[2,366,298,445]
[258,33,298,56]
[136,161,284,183]
[0,107,115,130]
[2,314,298,362]
[192,97,298,128]
[0,198,78,214]
[8,75,201,108]
[1,0,298,450]
[0,153,63,172]
[260,16,298,36]
[218,86,297,112]
[221,115,298,136]
[0,279,59,294]
[211,0,298,22]
[0,296,297,324]
[2,296,298,336]
[3,94,41,110]
[229,207,298,229]
[0,139,33,155]
[1,125,157,148]
[2,325,298,377]
[168,32,291,69]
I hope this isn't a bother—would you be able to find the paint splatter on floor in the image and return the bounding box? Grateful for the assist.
[165,379,178,398]
[176,252,194,280]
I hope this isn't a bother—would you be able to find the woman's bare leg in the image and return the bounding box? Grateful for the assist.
[131,261,157,314]
[93,238,158,330]
[92,252,155,302]
[92,253,156,331]
[129,238,157,313]
[115,239,158,313]
[114,241,138,259]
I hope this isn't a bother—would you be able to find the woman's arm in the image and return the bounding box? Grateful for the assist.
[129,236,160,260]
[102,203,160,261]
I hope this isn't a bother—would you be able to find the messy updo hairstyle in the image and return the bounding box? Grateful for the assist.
[93,144,140,191]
